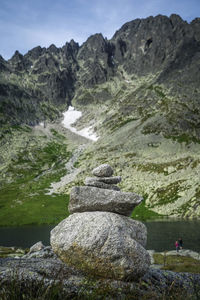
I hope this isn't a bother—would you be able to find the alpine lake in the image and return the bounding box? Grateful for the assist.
[0,218,200,252]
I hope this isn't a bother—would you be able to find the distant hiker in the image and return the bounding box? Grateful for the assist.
[175,241,179,252]
[178,238,183,250]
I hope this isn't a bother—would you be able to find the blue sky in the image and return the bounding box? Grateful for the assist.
[0,0,199,60]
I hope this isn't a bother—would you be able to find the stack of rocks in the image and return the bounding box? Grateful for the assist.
[84,163,121,191]
[51,164,151,281]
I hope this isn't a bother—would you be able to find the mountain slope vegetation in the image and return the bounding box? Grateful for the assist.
[0,14,200,223]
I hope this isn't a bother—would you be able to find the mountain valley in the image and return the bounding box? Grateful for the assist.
[0,14,200,224]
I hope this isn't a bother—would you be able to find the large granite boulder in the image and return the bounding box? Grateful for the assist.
[50,211,150,281]
[69,186,143,216]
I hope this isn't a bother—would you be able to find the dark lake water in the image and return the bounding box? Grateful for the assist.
[0,219,200,252]
[145,219,200,252]
[0,225,55,249]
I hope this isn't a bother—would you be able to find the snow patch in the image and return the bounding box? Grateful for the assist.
[62,106,99,141]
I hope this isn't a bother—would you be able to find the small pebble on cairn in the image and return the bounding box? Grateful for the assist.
[85,164,121,191]
[92,164,114,177]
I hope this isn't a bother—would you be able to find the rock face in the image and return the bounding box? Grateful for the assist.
[69,186,142,216]
[51,164,151,281]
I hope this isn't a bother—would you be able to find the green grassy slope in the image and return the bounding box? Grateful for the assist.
[0,125,76,226]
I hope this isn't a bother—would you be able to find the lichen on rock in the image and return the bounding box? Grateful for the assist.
[51,211,150,280]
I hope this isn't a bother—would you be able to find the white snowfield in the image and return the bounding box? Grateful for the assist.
[62,106,99,141]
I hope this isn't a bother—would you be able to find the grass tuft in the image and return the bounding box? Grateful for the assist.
[153,254,200,273]
[131,196,163,221]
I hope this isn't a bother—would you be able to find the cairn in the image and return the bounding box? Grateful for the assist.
[84,163,121,190]
[51,164,150,281]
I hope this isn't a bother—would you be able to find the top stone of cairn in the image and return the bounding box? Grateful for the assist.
[92,164,114,177]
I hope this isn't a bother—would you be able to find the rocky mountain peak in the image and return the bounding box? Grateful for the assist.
[78,33,106,59]
[69,39,79,51]
[47,44,59,54]
[1,14,200,127]
[62,40,79,59]
[109,14,200,76]
[24,46,45,61]
[0,55,7,71]
[85,33,105,44]
[9,50,24,63]
[8,50,25,71]
[169,13,184,25]
[191,18,200,41]
[76,33,115,87]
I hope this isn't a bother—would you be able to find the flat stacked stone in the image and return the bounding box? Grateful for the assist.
[84,164,121,191]
[69,186,142,216]
[84,178,120,191]
[51,164,151,281]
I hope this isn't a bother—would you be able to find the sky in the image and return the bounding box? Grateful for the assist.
[0,0,199,60]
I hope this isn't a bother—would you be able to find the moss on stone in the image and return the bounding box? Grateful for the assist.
[58,243,126,280]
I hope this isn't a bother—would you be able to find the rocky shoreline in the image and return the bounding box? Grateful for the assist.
[1,241,200,298]
[0,246,200,299]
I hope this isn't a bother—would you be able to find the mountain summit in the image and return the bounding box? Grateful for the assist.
[0,14,199,131]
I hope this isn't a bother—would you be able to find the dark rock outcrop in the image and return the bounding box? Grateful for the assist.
[0,256,200,299]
